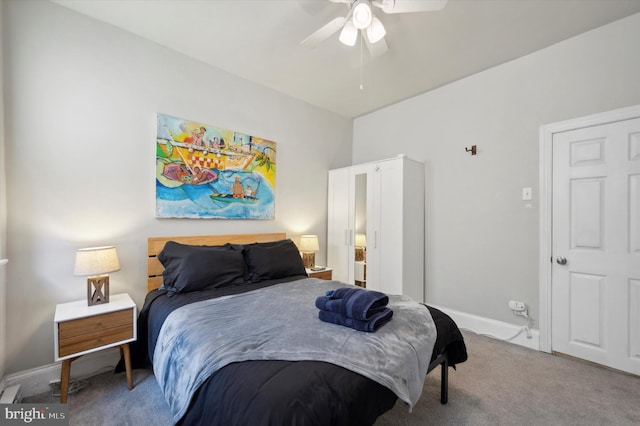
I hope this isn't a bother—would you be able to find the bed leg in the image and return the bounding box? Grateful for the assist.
[440,358,448,404]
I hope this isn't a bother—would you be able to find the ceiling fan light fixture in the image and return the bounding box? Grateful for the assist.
[352,0,373,29]
[339,21,358,46]
[366,16,386,44]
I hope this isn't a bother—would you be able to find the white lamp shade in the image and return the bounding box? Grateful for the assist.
[299,235,320,252]
[339,21,358,46]
[352,0,373,29]
[366,16,386,44]
[355,234,367,248]
[74,246,120,276]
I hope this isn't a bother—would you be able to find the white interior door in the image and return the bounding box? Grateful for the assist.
[551,117,640,375]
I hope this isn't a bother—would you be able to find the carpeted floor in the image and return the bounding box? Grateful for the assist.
[24,331,640,425]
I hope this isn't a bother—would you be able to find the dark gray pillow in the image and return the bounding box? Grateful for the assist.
[158,241,246,296]
[243,239,307,282]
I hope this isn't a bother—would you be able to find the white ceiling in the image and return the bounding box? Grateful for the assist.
[50,0,640,118]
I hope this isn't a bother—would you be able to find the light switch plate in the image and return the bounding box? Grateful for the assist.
[522,187,532,201]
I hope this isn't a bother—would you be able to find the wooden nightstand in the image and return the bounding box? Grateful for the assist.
[306,267,333,280]
[54,293,137,403]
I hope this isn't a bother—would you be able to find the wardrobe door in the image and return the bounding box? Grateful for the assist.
[367,159,404,295]
[327,168,350,282]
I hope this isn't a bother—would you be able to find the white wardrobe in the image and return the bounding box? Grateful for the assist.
[327,155,424,302]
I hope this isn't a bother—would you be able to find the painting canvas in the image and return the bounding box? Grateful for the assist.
[155,113,276,219]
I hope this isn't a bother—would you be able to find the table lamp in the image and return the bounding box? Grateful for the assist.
[299,235,319,269]
[74,246,120,306]
[355,233,367,261]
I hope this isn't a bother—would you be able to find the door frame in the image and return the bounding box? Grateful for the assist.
[538,104,640,353]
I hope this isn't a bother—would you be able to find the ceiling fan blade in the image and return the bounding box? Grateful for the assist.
[301,16,348,47]
[364,34,389,58]
[376,0,448,14]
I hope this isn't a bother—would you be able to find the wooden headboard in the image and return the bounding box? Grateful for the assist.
[147,233,287,293]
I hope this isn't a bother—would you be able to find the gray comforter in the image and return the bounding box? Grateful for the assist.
[153,279,436,422]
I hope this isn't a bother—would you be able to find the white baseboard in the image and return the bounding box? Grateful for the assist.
[430,304,540,351]
[2,348,121,399]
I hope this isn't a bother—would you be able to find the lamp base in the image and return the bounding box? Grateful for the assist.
[302,252,315,269]
[87,275,110,306]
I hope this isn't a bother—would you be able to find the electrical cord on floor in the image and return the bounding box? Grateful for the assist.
[461,310,534,342]
[50,379,89,397]
[50,364,116,397]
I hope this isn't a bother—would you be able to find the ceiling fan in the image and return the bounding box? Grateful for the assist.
[301,0,448,56]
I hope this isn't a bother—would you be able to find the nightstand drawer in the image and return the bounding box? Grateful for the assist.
[59,309,133,339]
[309,270,332,280]
[58,308,134,358]
[58,322,133,358]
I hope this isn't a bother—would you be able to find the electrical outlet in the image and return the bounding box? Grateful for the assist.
[508,300,526,312]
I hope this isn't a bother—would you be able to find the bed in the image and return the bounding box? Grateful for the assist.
[128,233,467,425]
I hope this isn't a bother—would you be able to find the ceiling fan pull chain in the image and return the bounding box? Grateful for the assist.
[360,33,364,90]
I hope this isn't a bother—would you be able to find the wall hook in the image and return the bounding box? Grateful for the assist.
[465,145,477,155]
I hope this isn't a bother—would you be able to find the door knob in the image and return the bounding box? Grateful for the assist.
[556,257,567,265]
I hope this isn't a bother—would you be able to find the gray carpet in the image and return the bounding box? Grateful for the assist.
[24,331,640,425]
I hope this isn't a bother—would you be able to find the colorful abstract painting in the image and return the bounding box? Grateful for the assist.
[155,113,276,219]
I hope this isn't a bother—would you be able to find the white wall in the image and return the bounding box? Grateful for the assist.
[353,12,640,325]
[3,0,352,374]
[0,1,7,381]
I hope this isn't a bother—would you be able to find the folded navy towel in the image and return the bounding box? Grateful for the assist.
[314,287,389,321]
[318,308,393,332]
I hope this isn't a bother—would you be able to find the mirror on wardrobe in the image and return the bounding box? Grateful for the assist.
[354,173,367,288]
